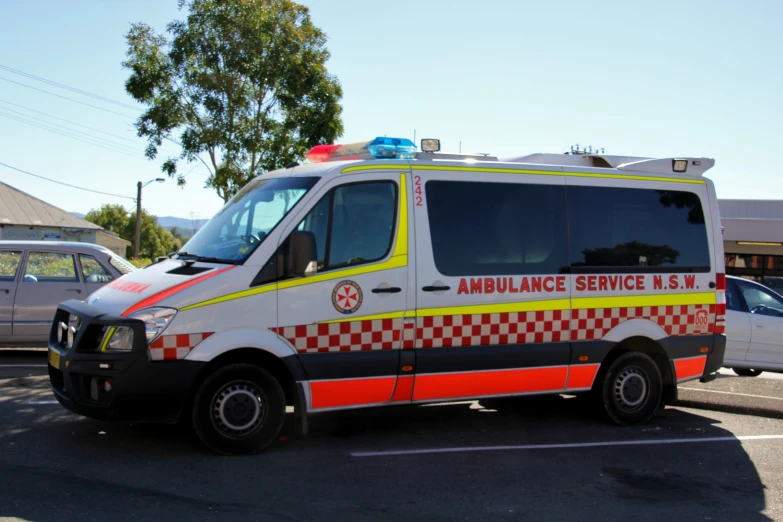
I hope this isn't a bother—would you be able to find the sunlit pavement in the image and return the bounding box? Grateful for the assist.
[2,350,783,521]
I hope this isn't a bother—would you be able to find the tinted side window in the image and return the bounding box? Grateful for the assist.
[426,181,569,276]
[568,186,710,272]
[0,251,22,281]
[24,252,78,282]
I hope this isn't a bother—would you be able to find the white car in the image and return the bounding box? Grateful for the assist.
[725,275,783,376]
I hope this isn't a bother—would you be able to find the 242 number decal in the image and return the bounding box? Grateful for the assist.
[414,175,423,206]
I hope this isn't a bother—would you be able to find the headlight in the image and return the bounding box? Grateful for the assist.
[102,326,134,352]
[99,307,177,352]
[128,307,178,343]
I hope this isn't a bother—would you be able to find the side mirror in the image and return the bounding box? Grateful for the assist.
[287,231,318,277]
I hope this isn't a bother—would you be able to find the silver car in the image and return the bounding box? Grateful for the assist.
[0,241,135,347]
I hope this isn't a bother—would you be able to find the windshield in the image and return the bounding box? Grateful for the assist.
[179,176,318,263]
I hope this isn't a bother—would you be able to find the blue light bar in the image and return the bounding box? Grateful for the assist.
[366,137,417,160]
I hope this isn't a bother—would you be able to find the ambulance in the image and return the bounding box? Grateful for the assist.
[47,137,727,454]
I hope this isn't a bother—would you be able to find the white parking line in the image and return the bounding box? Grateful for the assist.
[679,387,783,401]
[351,434,783,458]
[27,401,58,405]
[0,364,47,368]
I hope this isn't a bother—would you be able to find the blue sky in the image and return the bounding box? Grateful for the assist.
[1,0,781,220]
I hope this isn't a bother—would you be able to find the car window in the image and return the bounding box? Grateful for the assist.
[298,181,397,271]
[736,280,783,317]
[425,180,569,276]
[0,251,22,282]
[24,252,79,283]
[726,279,744,312]
[80,255,114,283]
[109,254,136,275]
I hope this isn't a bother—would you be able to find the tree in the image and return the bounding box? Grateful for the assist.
[123,0,344,203]
[85,204,182,259]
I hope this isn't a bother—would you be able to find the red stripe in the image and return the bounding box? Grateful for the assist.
[566,364,600,390]
[675,356,707,382]
[122,265,235,317]
[412,367,568,402]
[310,376,396,409]
[391,375,414,402]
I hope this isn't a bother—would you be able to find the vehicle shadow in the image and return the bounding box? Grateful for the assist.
[0,391,773,522]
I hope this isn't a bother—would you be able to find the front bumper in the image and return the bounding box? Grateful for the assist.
[48,300,204,423]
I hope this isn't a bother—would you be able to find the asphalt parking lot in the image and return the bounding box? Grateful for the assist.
[1,349,783,522]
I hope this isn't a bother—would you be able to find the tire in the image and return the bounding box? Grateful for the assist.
[192,363,286,455]
[733,368,763,377]
[599,352,662,426]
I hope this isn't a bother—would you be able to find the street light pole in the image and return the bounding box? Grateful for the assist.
[134,178,165,259]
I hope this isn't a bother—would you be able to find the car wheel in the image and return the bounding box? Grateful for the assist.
[733,368,763,377]
[192,363,285,455]
[600,352,662,426]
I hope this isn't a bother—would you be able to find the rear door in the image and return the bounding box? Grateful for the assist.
[412,168,572,402]
[0,249,23,340]
[274,169,413,411]
[734,278,783,365]
[12,250,87,341]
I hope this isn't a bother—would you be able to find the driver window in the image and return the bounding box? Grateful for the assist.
[297,181,397,271]
[737,280,783,316]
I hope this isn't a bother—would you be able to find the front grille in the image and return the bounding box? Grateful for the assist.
[51,308,105,353]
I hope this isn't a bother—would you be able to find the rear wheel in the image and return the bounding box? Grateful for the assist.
[192,363,285,455]
[600,352,662,425]
[733,368,763,377]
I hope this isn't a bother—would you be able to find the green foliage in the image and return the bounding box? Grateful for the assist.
[0,251,21,277]
[128,257,154,269]
[123,0,344,202]
[85,204,182,260]
[26,253,77,278]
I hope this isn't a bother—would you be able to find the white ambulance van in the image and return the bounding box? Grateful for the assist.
[48,137,726,454]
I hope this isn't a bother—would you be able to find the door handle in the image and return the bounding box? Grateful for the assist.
[1,289,8,294]
[372,287,402,294]
[422,285,450,292]
[66,289,82,294]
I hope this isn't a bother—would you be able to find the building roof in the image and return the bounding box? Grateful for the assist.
[0,182,102,229]
[718,199,783,220]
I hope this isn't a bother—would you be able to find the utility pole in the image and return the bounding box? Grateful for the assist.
[134,181,142,259]
[134,178,165,259]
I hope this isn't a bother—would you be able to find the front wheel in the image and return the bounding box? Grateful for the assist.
[600,352,662,426]
[192,363,286,455]
[733,368,763,377]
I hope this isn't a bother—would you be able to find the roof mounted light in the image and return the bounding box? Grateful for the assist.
[305,137,417,163]
[421,139,440,152]
[672,159,688,173]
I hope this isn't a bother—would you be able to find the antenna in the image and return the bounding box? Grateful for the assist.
[567,144,606,155]
[459,141,462,153]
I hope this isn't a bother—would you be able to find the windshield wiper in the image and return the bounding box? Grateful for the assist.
[194,255,237,265]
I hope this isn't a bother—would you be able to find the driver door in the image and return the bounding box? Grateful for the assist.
[735,279,783,365]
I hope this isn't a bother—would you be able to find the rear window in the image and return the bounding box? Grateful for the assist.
[567,186,710,273]
[109,254,136,275]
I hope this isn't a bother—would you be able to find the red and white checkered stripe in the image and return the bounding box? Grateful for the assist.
[274,319,402,354]
[417,310,570,348]
[272,304,715,353]
[571,305,715,341]
[149,332,213,361]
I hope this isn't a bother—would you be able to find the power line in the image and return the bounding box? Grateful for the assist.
[0,161,135,201]
[0,111,142,159]
[0,99,141,144]
[0,76,137,119]
[0,63,139,110]
[0,107,142,154]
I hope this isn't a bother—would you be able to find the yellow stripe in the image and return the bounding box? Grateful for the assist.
[345,164,703,185]
[413,165,563,176]
[393,173,408,257]
[564,171,706,185]
[100,327,116,352]
[319,311,405,324]
[572,292,717,310]
[416,299,571,318]
[342,164,410,173]
[181,283,277,311]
